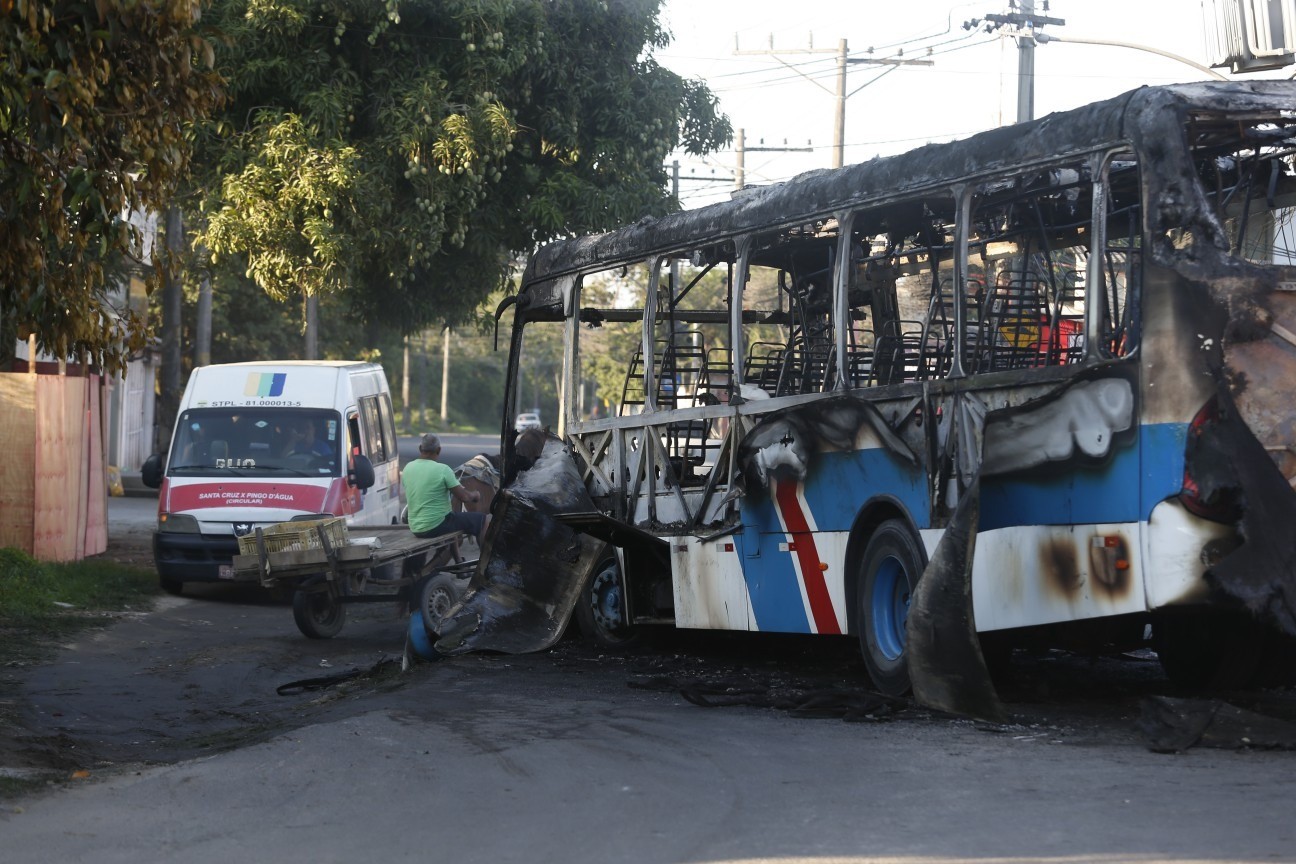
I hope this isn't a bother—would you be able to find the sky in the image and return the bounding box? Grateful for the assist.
[653,0,1286,208]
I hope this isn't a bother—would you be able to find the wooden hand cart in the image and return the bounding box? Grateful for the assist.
[231,522,474,639]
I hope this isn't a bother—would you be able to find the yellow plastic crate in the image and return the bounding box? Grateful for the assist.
[238,517,349,556]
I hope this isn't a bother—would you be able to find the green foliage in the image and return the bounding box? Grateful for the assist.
[0,547,155,658]
[0,547,154,620]
[195,0,731,336]
[0,547,50,624]
[0,0,223,373]
[171,267,399,369]
[419,331,509,430]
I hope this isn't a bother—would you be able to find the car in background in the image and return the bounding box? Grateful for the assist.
[515,412,542,432]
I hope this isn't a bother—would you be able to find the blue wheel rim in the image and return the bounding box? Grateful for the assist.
[408,610,435,659]
[591,567,622,632]
[871,556,910,661]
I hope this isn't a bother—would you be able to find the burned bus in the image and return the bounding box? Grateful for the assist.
[479,82,1296,714]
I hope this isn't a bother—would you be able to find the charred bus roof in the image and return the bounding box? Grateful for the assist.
[515,81,1296,318]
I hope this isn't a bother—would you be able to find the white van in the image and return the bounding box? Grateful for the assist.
[142,361,402,594]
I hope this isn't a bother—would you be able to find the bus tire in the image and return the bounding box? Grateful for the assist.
[857,519,925,696]
[418,572,464,636]
[575,555,641,649]
[292,575,346,639]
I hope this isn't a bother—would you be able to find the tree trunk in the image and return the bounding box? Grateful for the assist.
[195,272,212,367]
[158,205,185,454]
[304,293,318,360]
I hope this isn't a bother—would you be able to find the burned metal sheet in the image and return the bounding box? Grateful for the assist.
[734,394,917,490]
[907,477,1006,723]
[1187,386,1296,634]
[980,378,1134,477]
[913,374,1137,720]
[431,437,605,656]
[1147,158,1296,637]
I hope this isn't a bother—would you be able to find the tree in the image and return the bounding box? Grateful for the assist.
[196,0,731,334]
[0,0,222,372]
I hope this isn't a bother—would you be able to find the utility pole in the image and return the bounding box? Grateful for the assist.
[674,163,734,192]
[736,129,743,190]
[833,39,847,168]
[670,160,680,294]
[1016,0,1035,122]
[739,130,814,188]
[737,34,932,168]
[439,326,450,423]
[965,1,1066,123]
[402,335,411,430]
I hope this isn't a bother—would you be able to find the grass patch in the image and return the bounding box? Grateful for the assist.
[0,773,54,798]
[0,547,157,666]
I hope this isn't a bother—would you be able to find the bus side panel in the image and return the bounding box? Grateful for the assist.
[978,430,1142,531]
[670,537,752,631]
[1136,267,1249,611]
[1144,499,1238,608]
[972,522,1146,631]
[971,373,1148,631]
[736,446,928,635]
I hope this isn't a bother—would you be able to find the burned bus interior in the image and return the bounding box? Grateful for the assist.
[538,149,1155,528]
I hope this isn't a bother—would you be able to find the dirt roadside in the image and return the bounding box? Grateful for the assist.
[0,532,159,787]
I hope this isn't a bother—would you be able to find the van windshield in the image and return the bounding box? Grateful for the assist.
[168,408,343,478]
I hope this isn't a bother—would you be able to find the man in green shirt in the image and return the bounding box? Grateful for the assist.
[403,433,488,542]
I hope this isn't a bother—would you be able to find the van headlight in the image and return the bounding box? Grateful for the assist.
[158,513,200,533]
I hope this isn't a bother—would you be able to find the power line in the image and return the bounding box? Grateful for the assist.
[964,0,1066,122]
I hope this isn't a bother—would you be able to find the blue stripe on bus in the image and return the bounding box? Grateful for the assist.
[737,447,929,633]
[730,423,1187,633]
[1140,422,1189,518]
[979,422,1187,531]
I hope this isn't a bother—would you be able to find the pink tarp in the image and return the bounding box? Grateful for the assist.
[0,372,108,560]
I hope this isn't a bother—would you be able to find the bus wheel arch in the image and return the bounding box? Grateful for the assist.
[844,500,920,635]
[846,504,927,696]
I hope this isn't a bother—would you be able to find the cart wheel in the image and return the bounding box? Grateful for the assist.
[292,575,346,639]
[418,572,464,636]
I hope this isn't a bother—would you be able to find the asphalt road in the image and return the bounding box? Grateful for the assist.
[4,474,1296,862]
[397,431,499,471]
[5,576,1295,864]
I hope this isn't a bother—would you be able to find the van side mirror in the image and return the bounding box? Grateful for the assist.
[141,454,163,489]
[349,453,376,490]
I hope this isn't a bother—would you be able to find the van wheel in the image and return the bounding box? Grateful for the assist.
[575,556,641,649]
[856,519,925,696]
[418,572,464,636]
[159,574,183,596]
[292,575,346,639]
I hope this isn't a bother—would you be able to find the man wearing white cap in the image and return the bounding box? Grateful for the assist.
[402,433,488,542]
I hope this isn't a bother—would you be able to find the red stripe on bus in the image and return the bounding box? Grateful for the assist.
[774,480,840,635]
